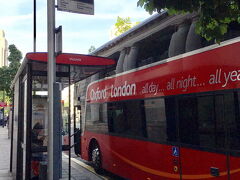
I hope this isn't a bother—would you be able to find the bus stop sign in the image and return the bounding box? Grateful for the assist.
[57,0,94,15]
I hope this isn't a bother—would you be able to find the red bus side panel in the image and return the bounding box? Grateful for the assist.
[180,148,228,180]
[229,155,240,179]
[87,41,240,104]
[82,131,181,180]
[81,131,240,180]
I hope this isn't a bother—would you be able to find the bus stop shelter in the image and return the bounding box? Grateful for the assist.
[9,52,115,180]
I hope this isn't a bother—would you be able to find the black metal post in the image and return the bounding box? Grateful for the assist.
[68,66,71,180]
[33,0,36,52]
[3,91,5,119]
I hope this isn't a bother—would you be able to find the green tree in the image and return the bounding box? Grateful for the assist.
[114,16,140,36]
[137,0,240,43]
[0,44,22,100]
[88,45,96,54]
[8,44,22,63]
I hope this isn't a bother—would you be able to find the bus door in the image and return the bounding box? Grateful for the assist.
[178,92,240,180]
[73,105,82,155]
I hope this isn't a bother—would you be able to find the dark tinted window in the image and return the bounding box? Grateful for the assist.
[165,97,178,142]
[107,98,177,142]
[227,92,240,150]
[145,99,167,141]
[214,95,226,148]
[197,95,226,148]
[108,100,146,138]
[85,104,108,133]
[144,98,177,142]
[178,97,198,145]
[178,93,239,149]
[85,90,240,151]
[107,102,125,133]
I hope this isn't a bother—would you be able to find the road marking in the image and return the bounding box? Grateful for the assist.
[62,154,110,180]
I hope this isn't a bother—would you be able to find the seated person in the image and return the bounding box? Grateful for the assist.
[31,122,46,179]
[32,122,45,147]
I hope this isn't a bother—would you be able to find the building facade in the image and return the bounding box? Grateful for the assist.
[0,30,8,67]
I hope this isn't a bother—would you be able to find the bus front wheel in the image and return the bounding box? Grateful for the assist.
[91,144,103,174]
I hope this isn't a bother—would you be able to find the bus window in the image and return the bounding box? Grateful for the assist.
[107,102,125,133]
[144,98,167,142]
[178,94,228,149]
[227,92,240,150]
[179,96,199,146]
[123,100,146,137]
[214,95,226,148]
[197,95,226,149]
[85,104,108,134]
[107,100,146,138]
[165,97,178,142]
[197,96,216,148]
[144,97,179,143]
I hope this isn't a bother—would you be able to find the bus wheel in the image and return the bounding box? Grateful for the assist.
[91,144,103,174]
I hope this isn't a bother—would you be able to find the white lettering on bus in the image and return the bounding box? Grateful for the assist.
[90,88,107,101]
[222,70,240,87]
[209,69,240,88]
[176,75,197,92]
[110,81,136,98]
[89,81,136,101]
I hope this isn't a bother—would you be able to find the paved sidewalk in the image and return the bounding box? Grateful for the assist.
[0,126,12,180]
[0,126,106,180]
[61,154,105,180]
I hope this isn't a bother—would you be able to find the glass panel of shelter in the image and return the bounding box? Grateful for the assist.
[31,76,48,178]
[19,76,28,179]
[31,72,70,179]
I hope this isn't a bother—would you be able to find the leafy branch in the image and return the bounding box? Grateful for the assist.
[0,44,22,100]
[137,0,240,43]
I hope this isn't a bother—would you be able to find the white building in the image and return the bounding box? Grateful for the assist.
[0,30,8,67]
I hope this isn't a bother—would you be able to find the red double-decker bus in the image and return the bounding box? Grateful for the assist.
[77,38,240,180]
[71,13,240,180]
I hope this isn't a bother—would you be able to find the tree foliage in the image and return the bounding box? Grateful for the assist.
[137,0,240,43]
[0,44,22,99]
[114,16,140,36]
[115,17,133,36]
[88,45,96,54]
[8,44,22,63]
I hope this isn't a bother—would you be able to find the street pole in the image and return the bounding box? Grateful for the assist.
[33,0,36,52]
[47,0,56,179]
[2,91,4,119]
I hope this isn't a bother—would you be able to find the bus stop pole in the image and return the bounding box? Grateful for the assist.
[33,0,36,52]
[47,0,57,179]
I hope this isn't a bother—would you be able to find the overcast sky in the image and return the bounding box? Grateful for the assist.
[0,0,151,57]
